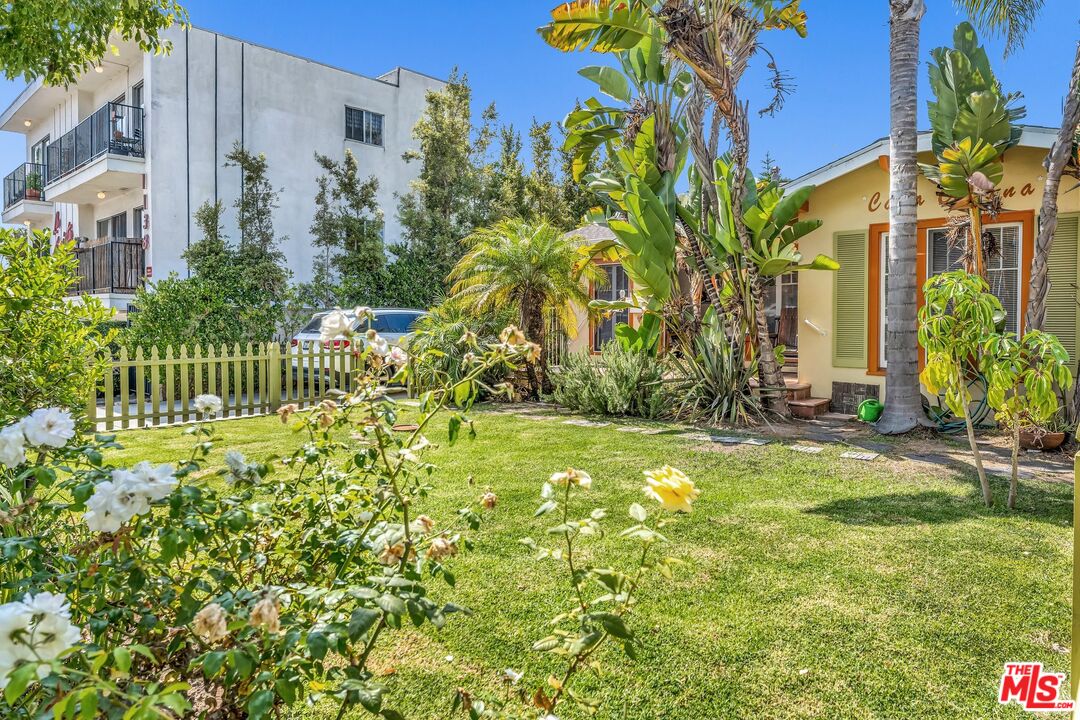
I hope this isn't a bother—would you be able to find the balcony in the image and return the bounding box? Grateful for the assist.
[45,102,145,204]
[2,162,51,226]
[70,238,145,296]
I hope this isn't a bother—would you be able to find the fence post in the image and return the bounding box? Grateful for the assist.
[1072,451,1079,701]
[267,343,281,413]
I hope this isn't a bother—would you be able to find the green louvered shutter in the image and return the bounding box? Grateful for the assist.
[1043,213,1080,361]
[833,230,868,368]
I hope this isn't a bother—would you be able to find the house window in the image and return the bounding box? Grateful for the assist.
[879,233,889,368]
[591,264,630,351]
[96,219,109,240]
[345,107,384,146]
[133,207,143,236]
[928,223,1022,334]
[30,136,48,166]
[131,82,143,109]
[97,212,128,240]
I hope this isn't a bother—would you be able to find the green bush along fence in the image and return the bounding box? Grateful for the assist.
[88,342,356,430]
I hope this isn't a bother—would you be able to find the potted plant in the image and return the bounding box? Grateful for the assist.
[25,171,42,200]
[1019,411,1073,451]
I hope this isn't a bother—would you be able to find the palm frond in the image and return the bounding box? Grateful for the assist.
[953,0,1045,55]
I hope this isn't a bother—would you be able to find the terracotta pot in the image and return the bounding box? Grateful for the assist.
[1019,429,1066,451]
[25,189,40,200]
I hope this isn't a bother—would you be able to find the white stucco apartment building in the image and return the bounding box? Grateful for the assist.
[0,26,443,312]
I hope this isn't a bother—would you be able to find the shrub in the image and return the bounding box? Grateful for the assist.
[0,230,114,423]
[407,301,516,396]
[552,342,672,419]
[0,316,534,719]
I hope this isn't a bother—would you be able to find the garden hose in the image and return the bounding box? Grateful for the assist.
[921,373,994,434]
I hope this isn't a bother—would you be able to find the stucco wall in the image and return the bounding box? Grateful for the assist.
[795,145,1080,401]
[147,26,443,286]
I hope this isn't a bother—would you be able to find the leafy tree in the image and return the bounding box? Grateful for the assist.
[394,70,499,304]
[225,143,290,296]
[448,219,600,397]
[310,150,385,291]
[492,125,528,220]
[127,198,288,349]
[0,0,187,86]
[984,330,1072,509]
[919,271,1003,507]
[526,119,566,225]
[0,230,114,422]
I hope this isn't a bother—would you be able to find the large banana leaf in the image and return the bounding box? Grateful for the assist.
[578,65,631,102]
[937,137,1003,200]
[539,0,659,53]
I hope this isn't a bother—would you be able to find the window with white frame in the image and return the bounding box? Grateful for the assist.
[345,107,384,146]
[879,233,889,367]
[592,264,630,351]
[927,223,1021,334]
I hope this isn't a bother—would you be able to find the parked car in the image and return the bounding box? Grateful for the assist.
[289,307,427,376]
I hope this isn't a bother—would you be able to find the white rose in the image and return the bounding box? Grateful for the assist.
[193,394,223,417]
[353,306,373,322]
[21,408,75,449]
[319,310,352,343]
[129,461,177,501]
[192,602,229,644]
[0,593,80,688]
[367,334,390,357]
[83,474,147,533]
[389,346,408,367]
[0,424,26,469]
[0,601,33,687]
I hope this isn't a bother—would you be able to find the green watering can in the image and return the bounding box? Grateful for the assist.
[857,398,884,423]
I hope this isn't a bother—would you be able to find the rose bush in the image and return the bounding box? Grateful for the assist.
[0,315,534,719]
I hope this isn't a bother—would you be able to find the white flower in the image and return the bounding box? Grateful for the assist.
[0,593,80,689]
[389,346,408,367]
[21,408,75,449]
[129,461,177,501]
[549,468,592,490]
[193,394,222,417]
[83,473,146,533]
[319,310,352,343]
[224,450,260,483]
[353,306,373,322]
[192,603,229,644]
[503,668,522,683]
[367,334,390,357]
[0,424,25,469]
[249,596,281,634]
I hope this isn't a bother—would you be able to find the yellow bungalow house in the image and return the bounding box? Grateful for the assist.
[789,124,1080,413]
[563,125,1079,416]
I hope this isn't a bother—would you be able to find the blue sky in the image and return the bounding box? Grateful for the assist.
[0,1,1076,182]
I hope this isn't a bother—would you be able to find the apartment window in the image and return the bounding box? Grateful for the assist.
[592,264,630,351]
[133,207,143,237]
[928,223,1021,334]
[131,82,144,109]
[97,212,128,240]
[345,107,384,146]
[96,219,109,240]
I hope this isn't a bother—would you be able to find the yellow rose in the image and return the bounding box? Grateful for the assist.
[642,466,699,513]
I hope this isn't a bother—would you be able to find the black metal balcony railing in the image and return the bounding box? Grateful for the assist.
[3,162,46,210]
[71,238,145,295]
[46,102,144,184]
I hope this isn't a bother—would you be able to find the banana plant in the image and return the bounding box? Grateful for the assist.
[919,22,1025,279]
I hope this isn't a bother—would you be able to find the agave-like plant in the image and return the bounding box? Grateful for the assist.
[919,21,1025,278]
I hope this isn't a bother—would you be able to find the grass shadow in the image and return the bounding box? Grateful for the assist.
[806,467,1073,527]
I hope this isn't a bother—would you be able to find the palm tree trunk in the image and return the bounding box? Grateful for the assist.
[522,298,547,399]
[1025,41,1080,331]
[876,0,927,436]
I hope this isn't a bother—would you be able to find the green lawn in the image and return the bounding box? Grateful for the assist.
[113,409,1073,719]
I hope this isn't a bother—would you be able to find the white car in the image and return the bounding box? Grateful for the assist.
[289,308,426,376]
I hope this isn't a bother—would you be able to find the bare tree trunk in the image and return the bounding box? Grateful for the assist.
[963,412,993,507]
[1025,41,1080,331]
[1008,425,1020,510]
[877,0,928,435]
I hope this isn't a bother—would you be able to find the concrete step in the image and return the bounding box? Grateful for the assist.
[785,382,812,401]
[788,397,831,419]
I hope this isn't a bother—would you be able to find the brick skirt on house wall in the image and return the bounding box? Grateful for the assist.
[830,382,880,415]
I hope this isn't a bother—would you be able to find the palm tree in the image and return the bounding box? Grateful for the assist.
[1025,43,1080,331]
[878,0,1045,435]
[876,0,927,435]
[448,219,600,397]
